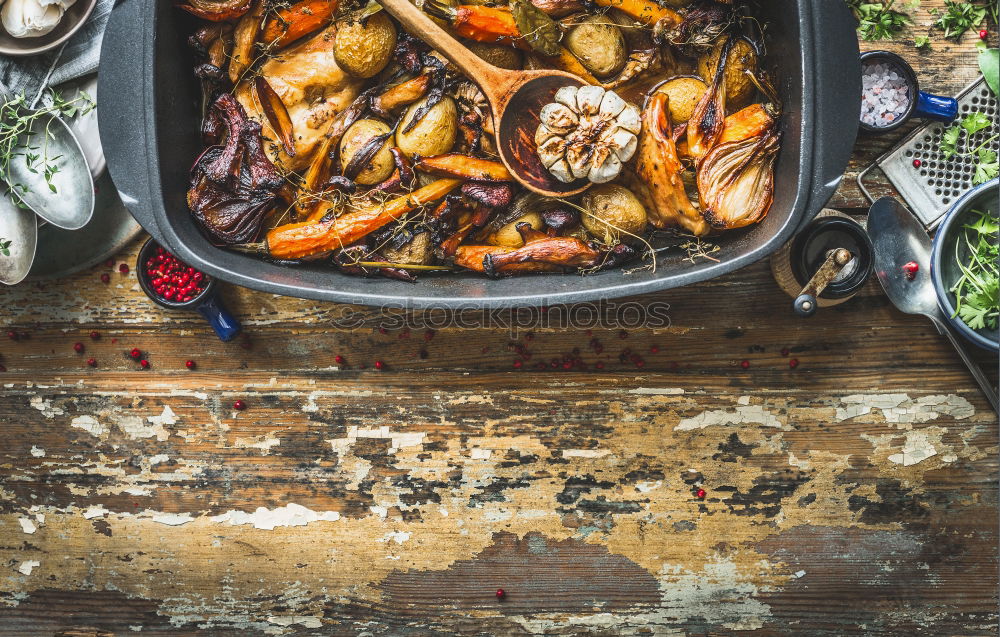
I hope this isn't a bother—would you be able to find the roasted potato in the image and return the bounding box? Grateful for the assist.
[581,183,647,244]
[655,76,707,124]
[488,212,545,247]
[697,37,758,111]
[334,12,397,78]
[382,232,434,265]
[565,15,626,78]
[465,40,524,70]
[339,118,395,185]
[396,96,459,158]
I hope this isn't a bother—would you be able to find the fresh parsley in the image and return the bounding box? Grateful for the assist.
[0,238,10,257]
[938,111,999,185]
[914,34,931,49]
[848,0,913,41]
[950,208,999,331]
[932,0,989,39]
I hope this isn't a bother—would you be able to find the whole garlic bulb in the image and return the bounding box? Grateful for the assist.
[2,0,76,39]
[535,85,641,184]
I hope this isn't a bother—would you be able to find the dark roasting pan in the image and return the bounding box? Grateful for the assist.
[98,0,860,308]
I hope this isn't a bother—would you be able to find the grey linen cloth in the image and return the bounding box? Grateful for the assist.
[0,0,114,106]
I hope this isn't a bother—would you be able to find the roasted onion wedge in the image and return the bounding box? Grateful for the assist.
[176,0,252,21]
[697,129,780,230]
[686,35,733,162]
[254,76,297,156]
[228,0,265,83]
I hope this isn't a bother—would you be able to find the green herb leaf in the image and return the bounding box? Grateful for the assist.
[940,124,962,158]
[951,208,1000,331]
[848,0,912,41]
[973,147,999,184]
[978,40,999,96]
[961,111,992,135]
[914,34,931,48]
[934,0,987,39]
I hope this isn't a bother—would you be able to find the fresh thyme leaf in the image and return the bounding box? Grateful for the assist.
[933,0,988,39]
[848,0,912,41]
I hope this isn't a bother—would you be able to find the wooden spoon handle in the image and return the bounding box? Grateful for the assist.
[378,0,514,98]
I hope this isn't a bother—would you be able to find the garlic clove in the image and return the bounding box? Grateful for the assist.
[535,123,558,147]
[600,127,637,162]
[588,152,622,184]
[548,158,575,183]
[553,85,579,112]
[599,91,627,119]
[539,102,579,135]
[576,86,606,116]
[565,143,592,180]
[537,135,567,169]
[616,104,641,135]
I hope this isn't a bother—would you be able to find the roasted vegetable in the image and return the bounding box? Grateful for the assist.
[634,92,708,236]
[481,224,602,275]
[262,0,337,49]
[176,0,252,21]
[266,178,462,259]
[565,15,626,78]
[487,211,545,247]
[465,40,524,69]
[371,74,432,118]
[340,118,396,185]
[581,183,648,244]
[254,76,296,156]
[591,0,681,28]
[416,154,513,181]
[188,94,283,243]
[687,36,733,162]
[334,11,397,78]
[396,95,458,158]
[697,36,757,111]
[697,129,779,230]
[654,76,707,124]
[454,245,561,273]
[228,0,264,83]
[424,0,523,45]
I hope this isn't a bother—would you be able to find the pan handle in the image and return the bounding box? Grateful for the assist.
[98,0,162,242]
[794,0,861,235]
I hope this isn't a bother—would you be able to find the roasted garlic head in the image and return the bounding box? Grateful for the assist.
[535,85,641,184]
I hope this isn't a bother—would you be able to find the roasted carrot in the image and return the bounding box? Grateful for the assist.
[261,0,337,49]
[591,0,681,27]
[371,74,432,118]
[453,5,521,43]
[416,154,512,181]
[453,246,561,273]
[267,179,462,259]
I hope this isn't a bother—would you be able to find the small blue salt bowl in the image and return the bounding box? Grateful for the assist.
[859,50,958,134]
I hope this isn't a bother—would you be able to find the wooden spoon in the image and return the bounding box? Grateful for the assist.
[379,0,591,197]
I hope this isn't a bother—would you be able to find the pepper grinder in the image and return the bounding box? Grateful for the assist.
[771,210,875,317]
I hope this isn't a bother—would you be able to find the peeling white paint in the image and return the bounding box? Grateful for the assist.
[234,436,281,452]
[116,414,170,441]
[83,506,109,519]
[71,415,107,437]
[635,480,662,493]
[17,560,39,575]
[379,531,411,544]
[837,393,974,424]
[148,454,169,465]
[30,396,64,418]
[628,387,685,395]
[17,518,36,534]
[470,448,492,460]
[888,430,938,466]
[562,449,610,458]
[676,405,782,431]
[151,512,194,526]
[328,426,426,455]
[266,616,323,628]
[29,446,45,457]
[211,503,341,530]
[148,406,178,427]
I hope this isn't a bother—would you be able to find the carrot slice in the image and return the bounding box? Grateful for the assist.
[416,154,512,181]
[261,0,337,49]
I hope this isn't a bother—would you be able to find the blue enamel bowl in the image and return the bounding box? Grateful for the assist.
[930,179,999,352]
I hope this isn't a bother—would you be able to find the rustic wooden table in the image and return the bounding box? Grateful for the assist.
[1,6,998,635]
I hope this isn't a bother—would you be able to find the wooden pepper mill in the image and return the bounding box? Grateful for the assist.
[771,210,874,317]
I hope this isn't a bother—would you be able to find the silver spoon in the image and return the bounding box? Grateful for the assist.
[4,108,94,230]
[0,193,37,284]
[868,196,998,411]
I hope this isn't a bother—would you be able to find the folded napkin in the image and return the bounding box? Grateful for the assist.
[0,0,114,106]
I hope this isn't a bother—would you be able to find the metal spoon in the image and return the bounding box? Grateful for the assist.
[868,196,998,411]
[0,193,37,284]
[379,0,590,198]
[4,108,95,230]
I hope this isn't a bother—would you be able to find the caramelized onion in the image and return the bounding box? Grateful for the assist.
[696,129,780,230]
[254,76,296,156]
[175,0,253,21]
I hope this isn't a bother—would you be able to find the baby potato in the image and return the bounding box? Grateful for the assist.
[565,15,626,78]
[396,96,458,158]
[339,118,395,186]
[334,12,397,79]
[487,211,545,248]
[655,76,708,123]
[697,37,758,111]
[581,183,647,244]
[465,40,523,70]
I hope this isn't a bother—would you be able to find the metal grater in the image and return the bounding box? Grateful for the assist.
[857,77,998,228]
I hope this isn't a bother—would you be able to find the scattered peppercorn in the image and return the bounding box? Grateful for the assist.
[696,488,706,499]
[374,360,385,370]
[789,358,799,369]
[100,273,111,284]
[118,263,130,275]
[980,29,988,40]
[335,354,345,365]
[139,359,150,369]
[650,345,659,354]
[185,360,196,370]
[740,359,750,369]
[89,331,100,340]
[513,359,523,369]
[233,399,247,410]
[73,342,84,353]
[496,589,506,601]
[86,358,97,367]
[129,347,142,360]
[912,158,921,168]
